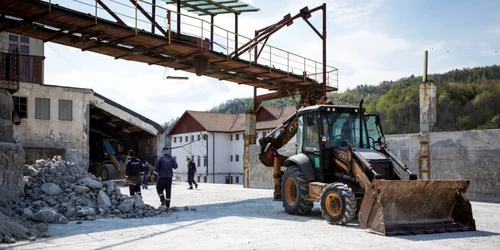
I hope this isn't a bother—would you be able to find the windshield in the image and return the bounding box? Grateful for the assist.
[323,111,368,148]
[103,140,116,155]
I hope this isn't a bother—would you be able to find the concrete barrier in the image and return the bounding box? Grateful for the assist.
[249,129,500,201]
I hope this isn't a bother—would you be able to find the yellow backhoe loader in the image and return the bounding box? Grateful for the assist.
[259,99,475,236]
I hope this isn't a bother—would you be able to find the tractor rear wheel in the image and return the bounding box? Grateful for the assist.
[99,164,115,181]
[281,165,313,215]
[319,183,356,225]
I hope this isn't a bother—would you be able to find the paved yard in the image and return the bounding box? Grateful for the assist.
[4,182,500,250]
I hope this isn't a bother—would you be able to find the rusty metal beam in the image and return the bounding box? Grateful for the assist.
[96,0,126,26]
[81,34,136,51]
[129,0,169,38]
[43,24,96,42]
[0,10,49,32]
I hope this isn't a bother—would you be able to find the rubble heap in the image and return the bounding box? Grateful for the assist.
[1,156,164,243]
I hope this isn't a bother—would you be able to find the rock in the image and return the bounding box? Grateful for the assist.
[3,235,16,244]
[118,199,135,213]
[40,183,63,196]
[76,220,83,224]
[170,206,181,212]
[184,206,189,211]
[35,159,46,168]
[112,209,121,214]
[74,186,90,194]
[77,207,96,216]
[28,236,37,242]
[23,165,40,177]
[34,223,49,233]
[134,195,145,209]
[158,206,168,213]
[33,208,69,224]
[190,208,197,211]
[81,177,103,189]
[65,207,76,218]
[97,190,112,207]
[23,208,33,219]
[61,175,76,183]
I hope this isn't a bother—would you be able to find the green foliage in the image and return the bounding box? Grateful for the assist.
[207,65,500,134]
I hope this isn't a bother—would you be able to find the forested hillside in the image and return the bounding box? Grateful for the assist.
[206,65,500,134]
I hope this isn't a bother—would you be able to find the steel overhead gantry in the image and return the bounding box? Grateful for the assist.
[0,0,338,108]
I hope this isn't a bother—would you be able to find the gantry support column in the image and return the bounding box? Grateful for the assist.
[243,110,256,188]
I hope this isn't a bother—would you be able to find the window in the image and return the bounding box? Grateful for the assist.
[236,134,239,140]
[185,136,188,142]
[230,134,233,141]
[8,34,30,54]
[191,135,194,141]
[235,155,239,162]
[236,176,239,183]
[180,136,183,142]
[174,137,177,143]
[9,35,18,42]
[12,96,27,119]
[197,134,200,140]
[203,176,207,183]
[204,156,208,166]
[263,131,267,137]
[58,100,73,121]
[35,98,50,120]
[197,176,201,183]
[20,36,29,43]
[230,155,233,162]
[197,156,200,166]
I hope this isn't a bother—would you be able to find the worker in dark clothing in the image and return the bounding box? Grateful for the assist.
[186,158,198,190]
[141,160,150,190]
[154,148,178,209]
[125,150,143,197]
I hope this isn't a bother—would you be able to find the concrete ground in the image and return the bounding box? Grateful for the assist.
[4,182,500,250]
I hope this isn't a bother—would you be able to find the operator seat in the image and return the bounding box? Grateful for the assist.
[341,120,352,145]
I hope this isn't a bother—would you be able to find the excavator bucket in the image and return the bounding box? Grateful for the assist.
[358,179,476,236]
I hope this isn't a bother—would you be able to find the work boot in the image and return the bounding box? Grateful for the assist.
[195,183,198,189]
[188,186,193,190]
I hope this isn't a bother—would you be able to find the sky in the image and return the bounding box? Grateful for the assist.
[42,0,500,125]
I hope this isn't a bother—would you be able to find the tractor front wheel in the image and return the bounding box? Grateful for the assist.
[319,183,356,225]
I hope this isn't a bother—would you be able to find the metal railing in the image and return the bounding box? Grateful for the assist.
[45,0,338,89]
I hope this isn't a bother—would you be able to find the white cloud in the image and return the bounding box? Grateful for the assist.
[491,26,500,34]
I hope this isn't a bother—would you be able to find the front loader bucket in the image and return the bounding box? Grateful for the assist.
[358,180,476,236]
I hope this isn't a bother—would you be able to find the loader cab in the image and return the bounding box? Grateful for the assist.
[296,105,370,181]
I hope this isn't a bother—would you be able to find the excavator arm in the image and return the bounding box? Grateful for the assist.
[258,113,298,167]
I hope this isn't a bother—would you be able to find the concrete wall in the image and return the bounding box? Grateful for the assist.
[0,89,25,201]
[248,130,500,200]
[386,130,500,200]
[12,82,93,165]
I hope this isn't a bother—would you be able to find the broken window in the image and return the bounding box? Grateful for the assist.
[12,96,27,118]
[58,99,73,121]
[235,155,239,162]
[35,98,50,120]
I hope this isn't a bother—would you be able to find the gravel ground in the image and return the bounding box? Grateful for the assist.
[3,182,500,250]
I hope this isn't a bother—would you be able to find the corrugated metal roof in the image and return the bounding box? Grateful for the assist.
[161,0,259,16]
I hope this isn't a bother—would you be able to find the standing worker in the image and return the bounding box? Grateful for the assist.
[186,158,198,190]
[141,160,150,190]
[125,150,143,197]
[154,148,178,209]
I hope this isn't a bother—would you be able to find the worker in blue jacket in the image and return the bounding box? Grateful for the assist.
[154,148,178,209]
[125,150,143,197]
[186,157,198,190]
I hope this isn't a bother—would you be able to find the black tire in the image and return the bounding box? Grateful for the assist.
[281,165,313,215]
[319,183,356,225]
[99,164,115,181]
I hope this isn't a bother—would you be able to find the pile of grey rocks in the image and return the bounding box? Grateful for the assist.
[0,156,165,244]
